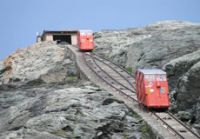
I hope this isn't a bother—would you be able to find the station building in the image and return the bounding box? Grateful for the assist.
[36,30,78,45]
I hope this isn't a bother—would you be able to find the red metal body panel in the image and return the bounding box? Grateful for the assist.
[77,30,94,51]
[136,69,170,109]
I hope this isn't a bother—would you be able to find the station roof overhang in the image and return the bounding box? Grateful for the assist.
[42,30,79,36]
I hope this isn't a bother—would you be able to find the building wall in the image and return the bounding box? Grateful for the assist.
[41,32,78,45]
[36,36,42,42]
[44,34,54,41]
[71,34,78,45]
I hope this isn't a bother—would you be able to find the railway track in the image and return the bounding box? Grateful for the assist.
[83,52,200,139]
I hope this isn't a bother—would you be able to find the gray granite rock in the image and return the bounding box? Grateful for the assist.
[0,42,153,138]
[0,42,78,87]
[0,84,151,139]
[94,20,200,132]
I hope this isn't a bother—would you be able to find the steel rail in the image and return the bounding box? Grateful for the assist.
[168,112,200,139]
[94,53,135,77]
[90,54,134,93]
[82,51,199,139]
[153,112,184,139]
[83,53,136,100]
[92,53,136,91]
[92,54,134,90]
[94,53,200,139]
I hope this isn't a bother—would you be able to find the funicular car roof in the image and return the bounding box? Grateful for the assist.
[138,69,166,75]
[79,30,93,33]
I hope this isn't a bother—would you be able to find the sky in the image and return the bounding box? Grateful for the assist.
[0,0,200,60]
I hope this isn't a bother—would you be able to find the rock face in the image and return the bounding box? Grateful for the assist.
[164,50,200,108]
[0,84,150,139]
[0,42,153,139]
[95,21,200,71]
[2,20,200,137]
[0,42,78,87]
[94,20,200,130]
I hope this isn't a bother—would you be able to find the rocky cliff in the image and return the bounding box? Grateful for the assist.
[1,20,200,138]
[0,42,153,138]
[94,20,200,132]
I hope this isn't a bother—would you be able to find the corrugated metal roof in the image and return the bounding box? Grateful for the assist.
[138,69,166,75]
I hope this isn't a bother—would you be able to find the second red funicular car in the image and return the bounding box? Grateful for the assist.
[77,30,94,51]
[135,69,170,109]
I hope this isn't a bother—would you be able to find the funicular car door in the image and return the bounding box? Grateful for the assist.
[144,74,158,106]
[155,74,169,106]
[86,31,93,48]
[80,31,86,49]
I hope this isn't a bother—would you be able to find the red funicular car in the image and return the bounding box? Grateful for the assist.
[135,69,170,109]
[77,30,94,51]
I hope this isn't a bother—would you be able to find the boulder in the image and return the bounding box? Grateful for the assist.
[176,111,192,122]
[176,62,200,121]
[164,50,200,88]
[163,50,200,124]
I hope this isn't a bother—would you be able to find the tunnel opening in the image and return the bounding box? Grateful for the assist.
[53,35,72,44]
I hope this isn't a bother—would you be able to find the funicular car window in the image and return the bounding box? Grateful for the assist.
[80,31,87,35]
[144,75,155,81]
[155,75,166,81]
[145,74,166,81]
[80,31,92,36]
[87,32,93,35]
